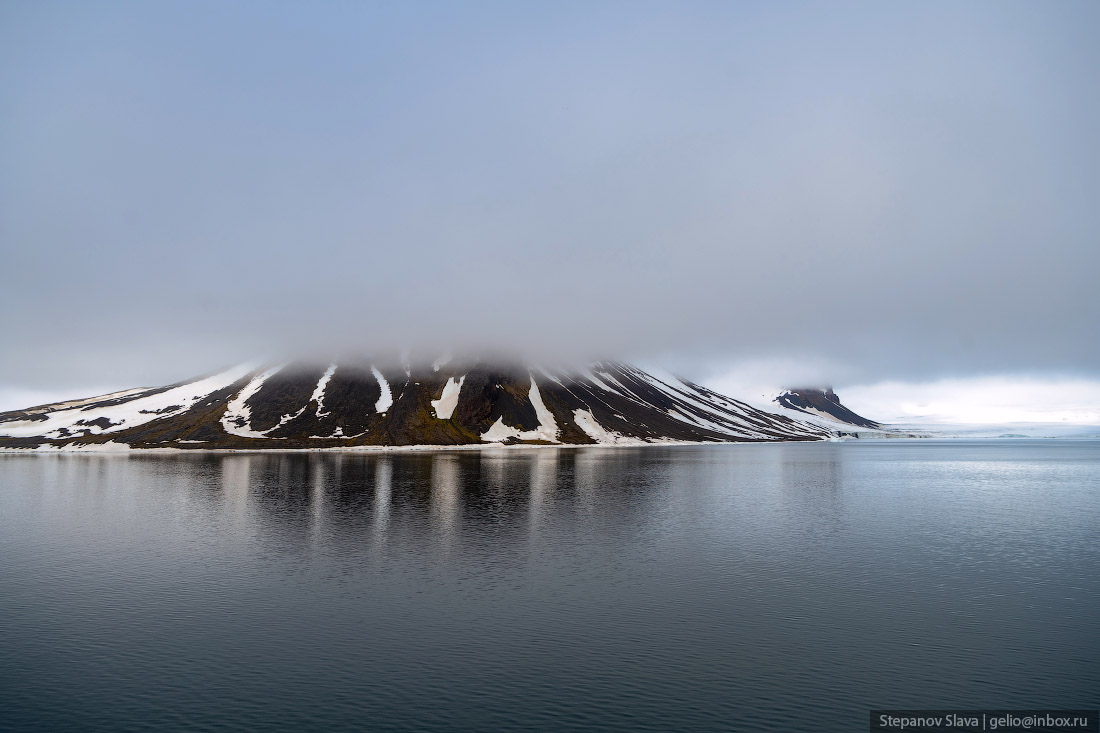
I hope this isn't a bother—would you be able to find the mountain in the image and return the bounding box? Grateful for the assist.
[773,387,882,429]
[0,359,848,450]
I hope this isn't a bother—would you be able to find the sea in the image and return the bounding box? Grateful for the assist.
[1,440,1097,731]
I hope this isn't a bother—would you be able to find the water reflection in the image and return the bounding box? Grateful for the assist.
[528,448,558,542]
[159,448,694,562]
[373,458,391,548]
[2,442,1098,733]
[430,454,461,552]
[7,442,1097,576]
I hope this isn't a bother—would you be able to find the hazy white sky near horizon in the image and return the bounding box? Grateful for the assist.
[1,1,1098,423]
[702,360,1100,425]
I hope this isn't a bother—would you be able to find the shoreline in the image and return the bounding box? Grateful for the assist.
[7,433,1095,455]
[0,437,836,455]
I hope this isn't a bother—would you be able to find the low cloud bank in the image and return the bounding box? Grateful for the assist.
[839,377,1100,425]
[703,362,1100,426]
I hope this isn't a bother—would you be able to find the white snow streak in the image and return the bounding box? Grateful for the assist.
[538,367,565,385]
[597,370,636,396]
[632,367,768,438]
[527,379,559,441]
[312,364,337,417]
[220,365,286,438]
[372,367,393,413]
[582,370,618,393]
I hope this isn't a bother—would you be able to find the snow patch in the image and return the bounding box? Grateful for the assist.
[480,377,561,443]
[310,424,369,435]
[431,376,464,419]
[308,426,366,439]
[481,417,521,442]
[35,440,131,452]
[572,409,636,445]
[220,365,286,438]
[27,388,149,414]
[0,364,257,439]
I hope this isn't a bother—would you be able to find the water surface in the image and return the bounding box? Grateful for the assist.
[2,441,1098,731]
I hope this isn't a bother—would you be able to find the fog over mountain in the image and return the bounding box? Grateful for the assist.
[2,1,1097,418]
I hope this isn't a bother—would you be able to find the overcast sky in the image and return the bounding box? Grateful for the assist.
[2,1,1098,418]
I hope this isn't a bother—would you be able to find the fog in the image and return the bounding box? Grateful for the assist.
[2,1,1097,410]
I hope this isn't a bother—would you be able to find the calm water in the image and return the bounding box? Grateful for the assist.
[1,441,1098,732]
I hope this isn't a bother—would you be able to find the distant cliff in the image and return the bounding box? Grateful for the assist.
[774,387,882,429]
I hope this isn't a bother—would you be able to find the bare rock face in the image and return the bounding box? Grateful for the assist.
[0,359,840,449]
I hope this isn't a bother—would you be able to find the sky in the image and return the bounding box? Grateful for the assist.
[2,1,1098,422]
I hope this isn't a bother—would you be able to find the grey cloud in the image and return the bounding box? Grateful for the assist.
[1,0,1097,392]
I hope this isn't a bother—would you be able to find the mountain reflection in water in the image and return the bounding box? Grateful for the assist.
[1,441,1098,733]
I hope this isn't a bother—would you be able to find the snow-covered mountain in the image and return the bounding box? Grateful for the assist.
[772,387,882,429]
[726,383,893,436]
[0,359,867,450]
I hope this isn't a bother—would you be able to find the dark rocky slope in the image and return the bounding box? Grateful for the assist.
[0,359,842,449]
[774,387,881,429]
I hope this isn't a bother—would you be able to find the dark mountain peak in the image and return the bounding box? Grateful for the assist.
[775,387,881,429]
